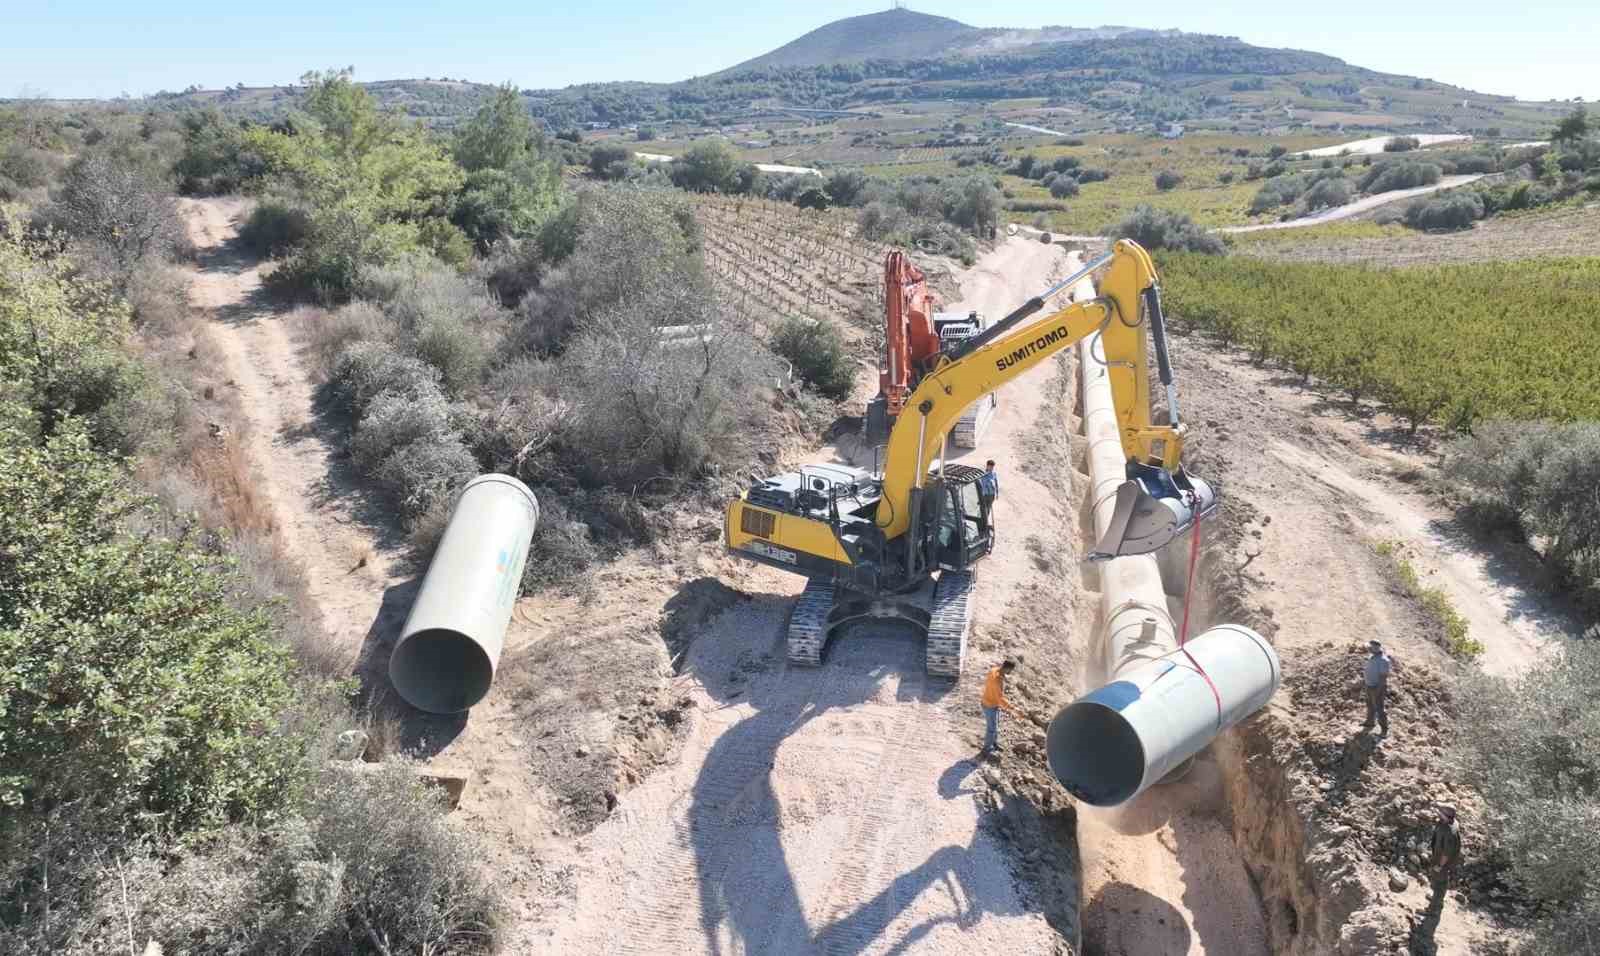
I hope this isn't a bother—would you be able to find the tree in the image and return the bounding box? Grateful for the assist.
[772,316,854,399]
[824,168,868,206]
[52,152,183,277]
[453,83,537,173]
[588,143,632,180]
[1111,205,1224,254]
[1553,106,1590,145]
[941,175,1000,235]
[670,140,741,193]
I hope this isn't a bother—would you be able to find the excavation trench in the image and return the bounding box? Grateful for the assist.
[1056,308,1352,955]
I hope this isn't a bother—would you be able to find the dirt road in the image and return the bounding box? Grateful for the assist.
[1220,175,1487,234]
[536,238,1070,955]
[180,198,403,657]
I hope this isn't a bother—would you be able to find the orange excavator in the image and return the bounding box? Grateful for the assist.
[864,251,996,448]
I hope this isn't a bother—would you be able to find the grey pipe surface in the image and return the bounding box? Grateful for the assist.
[390,474,538,713]
[1044,273,1278,807]
[1047,625,1281,806]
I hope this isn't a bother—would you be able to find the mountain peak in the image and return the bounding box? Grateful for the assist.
[722,9,978,74]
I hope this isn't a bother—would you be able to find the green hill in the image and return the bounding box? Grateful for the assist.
[722,9,979,73]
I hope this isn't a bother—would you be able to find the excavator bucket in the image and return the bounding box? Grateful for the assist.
[1088,465,1218,561]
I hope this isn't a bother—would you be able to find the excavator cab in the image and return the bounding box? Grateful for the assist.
[928,464,993,572]
[1088,462,1218,562]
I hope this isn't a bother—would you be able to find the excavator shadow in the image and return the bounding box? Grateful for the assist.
[671,605,1028,955]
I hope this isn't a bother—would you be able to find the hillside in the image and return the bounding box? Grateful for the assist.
[7,24,1565,138]
[721,8,979,73]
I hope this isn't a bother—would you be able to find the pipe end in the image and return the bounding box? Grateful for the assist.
[390,628,494,714]
[1046,689,1147,808]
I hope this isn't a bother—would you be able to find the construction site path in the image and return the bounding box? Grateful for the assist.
[533,238,1072,955]
[180,197,404,661]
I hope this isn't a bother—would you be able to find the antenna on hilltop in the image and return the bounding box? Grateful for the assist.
[890,0,906,9]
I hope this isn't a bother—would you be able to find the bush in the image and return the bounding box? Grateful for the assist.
[1218,170,1236,184]
[941,175,1001,235]
[1452,638,1600,951]
[1111,205,1225,255]
[1360,160,1442,193]
[1154,169,1184,191]
[1301,175,1354,211]
[1049,176,1079,199]
[373,433,478,520]
[1005,200,1069,213]
[1403,191,1484,230]
[51,152,184,277]
[588,143,632,180]
[670,140,743,193]
[240,198,312,257]
[0,421,304,831]
[1076,167,1111,183]
[856,200,907,241]
[327,341,442,418]
[1384,135,1421,152]
[1443,421,1600,614]
[1267,144,1288,160]
[825,168,869,206]
[772,316,854,400]
[350,386,458,472]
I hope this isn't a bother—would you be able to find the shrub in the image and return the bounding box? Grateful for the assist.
[374,436,478,520]
[772,316,855,400]
[327,341,441,418]
[0,420,303,834]
[856,200,907,241]
[1403,191,1484,231]
[1111,205,1224,255]
[417,217,474,268]
[1360,160,1441,193]
[588,143,632,180]
[51,152,184,277]
[0,142,54,189]
[1267,144,1288,160]
[825,168,869,206]
[1218,170,1236,184]
[1154,169,1184,191]
[670,140,742,193]
[1049,176,1080,199]
[1005,200,1069,213]
[1076,167,1111,183]
[1301,176,1353,211]
[239,198,312,257]
[350,386,458,473]
[1452,638,1600,952]
[1384,135,1421,152]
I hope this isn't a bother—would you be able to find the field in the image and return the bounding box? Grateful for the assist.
[692,196,893,333]
[1158,252,1600,430]
[1229,200,1600,265]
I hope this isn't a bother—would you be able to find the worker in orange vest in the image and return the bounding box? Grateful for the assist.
[980,658,1017,758]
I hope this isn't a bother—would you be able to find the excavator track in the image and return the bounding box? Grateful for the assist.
[786,577,836,666]
[951,395,997,449]
[924,570,974,677]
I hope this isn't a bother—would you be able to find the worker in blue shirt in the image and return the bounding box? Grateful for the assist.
[977,459,999,501]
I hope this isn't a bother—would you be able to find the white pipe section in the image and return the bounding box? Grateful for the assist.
[1047,625,1281,806]
[1079,323,1178,679]
[390,475,538,713]
[1043,265,1280,806]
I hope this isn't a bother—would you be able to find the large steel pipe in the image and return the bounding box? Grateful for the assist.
[1047,624,1281,806]
[390,474,538,713]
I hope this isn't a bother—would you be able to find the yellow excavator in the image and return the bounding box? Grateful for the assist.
[725,240,1216,676]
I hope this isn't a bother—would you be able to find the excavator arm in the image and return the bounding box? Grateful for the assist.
[875,239,1215,559]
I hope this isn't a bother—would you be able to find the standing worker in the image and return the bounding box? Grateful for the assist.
[980,658,1017,758]
[1363,640,1392,736]
[978,460,1000,501]
[1430,805,1463,891]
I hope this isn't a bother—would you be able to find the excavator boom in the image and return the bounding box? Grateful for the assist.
[875,240,1214,559]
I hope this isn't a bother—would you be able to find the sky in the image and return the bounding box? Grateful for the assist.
[4,1,1595,103]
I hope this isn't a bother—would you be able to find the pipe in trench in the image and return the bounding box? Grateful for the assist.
[389,474,539,714]
[1043,297,1280,807]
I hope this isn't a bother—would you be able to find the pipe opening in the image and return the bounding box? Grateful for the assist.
[390,627,494,714]
[1047,698,1146,807]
